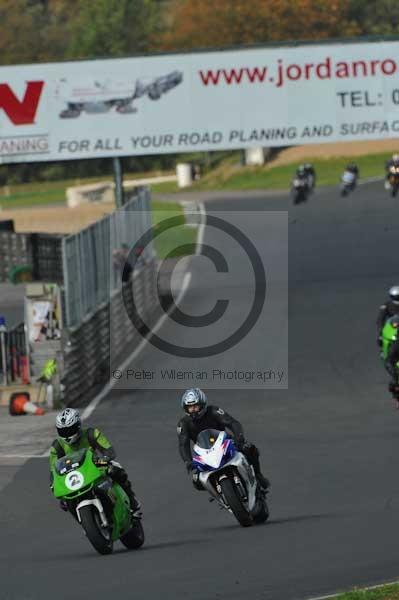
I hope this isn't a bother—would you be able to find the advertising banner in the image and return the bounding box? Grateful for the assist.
[1,40,399,162]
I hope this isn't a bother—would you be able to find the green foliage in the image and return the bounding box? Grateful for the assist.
[0,0,160,65]
[331,582,399,599]
[348,0,399,36]
[68,0,158,59]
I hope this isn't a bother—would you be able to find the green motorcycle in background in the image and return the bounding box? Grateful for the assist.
[380,316,399,401]
[381,316,399,362]
[51,447,144,555]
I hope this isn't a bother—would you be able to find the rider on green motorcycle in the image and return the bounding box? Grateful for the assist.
[381,316,399,400]
[49,408,142,518]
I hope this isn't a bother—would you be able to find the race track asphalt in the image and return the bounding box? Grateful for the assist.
[2,181,399,600]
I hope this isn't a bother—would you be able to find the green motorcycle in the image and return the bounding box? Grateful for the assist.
[51,447,144,555]
[380,316,399,400]
[381,316,399,362]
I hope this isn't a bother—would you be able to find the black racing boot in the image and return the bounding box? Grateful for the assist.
[389,379,399,400]
[121,482,142,519]
[130,497,143,520]
[256,473,270,492]
[127,490,142,519]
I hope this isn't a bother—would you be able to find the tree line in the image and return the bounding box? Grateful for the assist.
[0,0,397,184]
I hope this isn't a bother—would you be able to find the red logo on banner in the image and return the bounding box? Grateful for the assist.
[0,81,44,125]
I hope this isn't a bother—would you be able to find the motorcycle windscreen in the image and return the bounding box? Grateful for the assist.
[342,171,355,184]
[195,429,224,449]
[55,448,87,475]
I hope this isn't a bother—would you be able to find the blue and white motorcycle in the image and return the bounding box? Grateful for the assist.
[192,429,269,527]
[340,170,357,196]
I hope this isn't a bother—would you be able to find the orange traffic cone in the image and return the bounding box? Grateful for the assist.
[9,392,45,416]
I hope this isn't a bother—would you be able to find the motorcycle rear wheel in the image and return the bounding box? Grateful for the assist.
[219,477,252,527]
[80,505,113,555]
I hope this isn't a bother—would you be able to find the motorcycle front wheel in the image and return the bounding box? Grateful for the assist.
[80,505,113,555]
[219,477,252,527]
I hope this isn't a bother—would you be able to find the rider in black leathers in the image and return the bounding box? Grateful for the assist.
[385,154,399,187]
[177,388,270,491]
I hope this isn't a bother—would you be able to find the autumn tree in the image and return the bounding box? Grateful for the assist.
[156,0,354,51]
[0,0,47,65]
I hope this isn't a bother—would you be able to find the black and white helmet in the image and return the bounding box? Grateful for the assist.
[181,388,207,420]
[389,286,399,304]
[55,408,82,444]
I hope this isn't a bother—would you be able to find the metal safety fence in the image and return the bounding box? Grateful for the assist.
[60,187,159,405]
[62,187,153,328]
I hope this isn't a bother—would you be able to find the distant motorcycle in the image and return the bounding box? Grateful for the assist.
[292,177,309,205]
[340,170,357,196]
[388,165,399,197]
[192,429,269,527]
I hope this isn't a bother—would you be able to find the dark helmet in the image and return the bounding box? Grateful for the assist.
[347,162,356,170]
[181,388,207,420]
[55,408,82,444]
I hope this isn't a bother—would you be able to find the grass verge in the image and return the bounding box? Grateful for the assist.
[151,200,197,259]
[0,149,391,207]
[0,170,175,209]
[325,582,399,600]
[192,151,388,191]
[152,151,389,194]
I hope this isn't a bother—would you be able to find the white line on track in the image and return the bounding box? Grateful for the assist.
[196,201,206,255]
[307,579,399,600]
[358,175,384,185]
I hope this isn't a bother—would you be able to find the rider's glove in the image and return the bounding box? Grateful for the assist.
[94,454,110,467]
[377,336,383,347]
[235,435,246,451]
[185,461,192,474]
[59,500,68,512]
